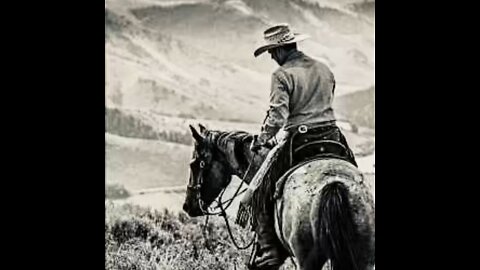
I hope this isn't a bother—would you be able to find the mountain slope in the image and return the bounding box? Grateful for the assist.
[106,133,192,190]
[106,0,375,124]
[334,86,375,128]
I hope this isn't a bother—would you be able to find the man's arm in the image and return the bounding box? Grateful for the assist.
[257,70,290,145]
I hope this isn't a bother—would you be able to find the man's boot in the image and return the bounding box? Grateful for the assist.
[251,212,285,269]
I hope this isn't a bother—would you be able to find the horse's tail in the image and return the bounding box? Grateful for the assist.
[317,181,360,270]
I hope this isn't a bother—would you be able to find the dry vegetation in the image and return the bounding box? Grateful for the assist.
[105,202,259,270]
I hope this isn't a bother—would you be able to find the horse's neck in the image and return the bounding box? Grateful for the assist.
[214,131,256,184]
[239,142,256,184]
[227,140,256,183]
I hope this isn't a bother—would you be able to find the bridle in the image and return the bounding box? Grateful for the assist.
[187,131,255,250]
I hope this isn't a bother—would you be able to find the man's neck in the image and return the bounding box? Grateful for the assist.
[280,49,302,66]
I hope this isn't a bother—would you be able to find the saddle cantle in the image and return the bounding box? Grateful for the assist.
[290,124,356,166]
[293,139,350,164]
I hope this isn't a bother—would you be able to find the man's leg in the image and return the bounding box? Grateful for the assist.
[252,209,285,269]
[247,138,290,269]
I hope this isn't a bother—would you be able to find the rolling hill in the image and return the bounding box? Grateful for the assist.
[106,0,375,124]
[334,85,375,128]
[105,0,375,215]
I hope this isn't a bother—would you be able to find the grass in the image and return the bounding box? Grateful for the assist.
[105,202,258,270]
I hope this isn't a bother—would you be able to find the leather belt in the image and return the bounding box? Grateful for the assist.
[288,121,337,134]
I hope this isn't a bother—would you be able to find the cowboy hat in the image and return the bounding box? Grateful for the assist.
[254,23,310,57]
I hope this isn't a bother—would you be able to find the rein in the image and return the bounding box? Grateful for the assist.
[201,156,256,250]
[192,131,256,250]
[195,155,252,216]
[216,159,256,250]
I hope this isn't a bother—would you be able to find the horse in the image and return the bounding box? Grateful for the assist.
[182,124,375,270]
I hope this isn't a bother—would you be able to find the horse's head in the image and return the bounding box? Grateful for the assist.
[183,124,235,217]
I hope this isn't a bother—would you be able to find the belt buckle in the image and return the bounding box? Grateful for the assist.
[298,125,308,134]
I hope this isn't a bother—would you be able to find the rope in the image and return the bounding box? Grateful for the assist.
[202,215,212,251]
[200,153,258,251]
[219,199,255,250]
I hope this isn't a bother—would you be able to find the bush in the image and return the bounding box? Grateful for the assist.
[106,184,130,199]
[105,203,257,270]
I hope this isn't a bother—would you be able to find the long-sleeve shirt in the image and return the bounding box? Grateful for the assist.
[259,50,336,143]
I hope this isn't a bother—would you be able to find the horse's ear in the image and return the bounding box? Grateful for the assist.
[198,123,207,133]
[189,124,204,143]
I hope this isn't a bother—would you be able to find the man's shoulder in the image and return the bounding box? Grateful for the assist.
[282,52,327,69]
[304,54,333,71]
[272,67,289,81]
[273,52,333,80]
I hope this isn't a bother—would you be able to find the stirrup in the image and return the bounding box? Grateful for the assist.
[248,243,282,270]
[253,247,283,269]
[255,256,283,268]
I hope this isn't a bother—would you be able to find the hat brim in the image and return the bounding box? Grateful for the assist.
[254,34,310,57]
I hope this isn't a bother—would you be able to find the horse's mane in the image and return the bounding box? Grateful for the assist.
[207,130,254,173]
[214,130,253,147]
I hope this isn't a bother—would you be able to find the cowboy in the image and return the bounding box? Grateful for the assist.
[242,23,357,269]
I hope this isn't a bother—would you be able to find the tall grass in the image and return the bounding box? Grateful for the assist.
[105,202,256,270]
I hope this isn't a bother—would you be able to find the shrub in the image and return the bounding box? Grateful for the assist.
[105,203,257,270]
[106,184,130,199]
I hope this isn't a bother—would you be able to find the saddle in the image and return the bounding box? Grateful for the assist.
[273,127,355,200]
[246,123,356,226]
[290,124,352,163]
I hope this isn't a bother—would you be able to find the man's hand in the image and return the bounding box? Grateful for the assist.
[250,135,265,153]
[251,135,277,153]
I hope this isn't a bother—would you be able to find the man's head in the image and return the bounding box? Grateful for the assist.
[268,43,297,66]
[254,23,309,58]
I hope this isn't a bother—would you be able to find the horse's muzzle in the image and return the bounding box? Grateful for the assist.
[183,202,203,217]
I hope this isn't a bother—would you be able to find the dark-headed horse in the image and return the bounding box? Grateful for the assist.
[183,124,375,270]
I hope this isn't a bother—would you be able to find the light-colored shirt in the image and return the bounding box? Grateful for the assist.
[260,50,336,141]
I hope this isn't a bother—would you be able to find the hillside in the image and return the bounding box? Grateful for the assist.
[106,0,375,125]
[105,1,375,268]
[348,1,375,19]
[106,121,373,195]
[334,86,375,128]
[106,133,192,191]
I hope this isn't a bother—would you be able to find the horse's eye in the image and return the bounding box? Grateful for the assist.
[199,160,205,168]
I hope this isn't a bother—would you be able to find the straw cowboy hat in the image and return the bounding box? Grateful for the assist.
[254,23,310,57]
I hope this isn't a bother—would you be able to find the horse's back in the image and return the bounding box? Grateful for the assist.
[275,158,375,268]
[280,158,368,202]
